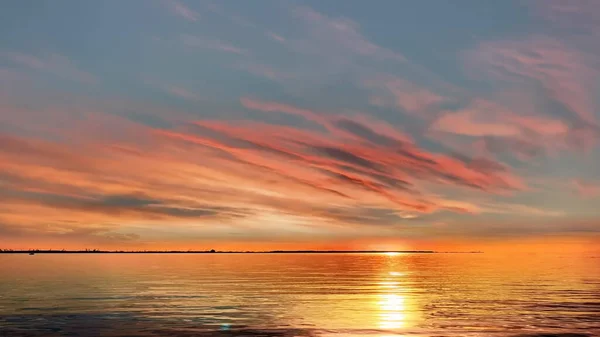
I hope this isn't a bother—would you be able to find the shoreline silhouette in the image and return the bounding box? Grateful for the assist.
[0,249,483,254]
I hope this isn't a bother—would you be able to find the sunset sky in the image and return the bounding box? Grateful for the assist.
[1,1,599,251]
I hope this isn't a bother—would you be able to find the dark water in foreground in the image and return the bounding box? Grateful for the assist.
[0,253,598,336]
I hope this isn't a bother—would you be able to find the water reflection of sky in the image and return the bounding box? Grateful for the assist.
[1,253,599,336]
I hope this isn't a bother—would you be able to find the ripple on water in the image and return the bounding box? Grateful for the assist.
[0,253,599,336]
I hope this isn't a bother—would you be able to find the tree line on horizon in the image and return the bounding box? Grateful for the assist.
[0,249,470,254]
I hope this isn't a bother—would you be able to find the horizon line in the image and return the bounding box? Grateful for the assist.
[0,249,484,254]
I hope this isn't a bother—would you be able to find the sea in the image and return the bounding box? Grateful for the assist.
[0,252,598,336]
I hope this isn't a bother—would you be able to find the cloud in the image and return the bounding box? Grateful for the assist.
[5,190,244,220]
[236,63,289,81]
[482,203,565,217]
[142,77,203,102]
[164,85,202,101]
[164,0,199,22]
[0,219,141,245]
[427,91,599,160]
[572,179,600,198]
[431,99,569,138]
[331,119,399,147]
[466,37,597,127]
[237,98,524,194]
[181,35,247,55]
[534,0,600,37]
[2,51,95,83]
[364,76,447,117]
[267,32,286,43]
[240,97,324,122]
[316,206,415,227]
[0,96,526,245]
[310,145,383,171]
[240,97,412,144]
[292,7,405,62]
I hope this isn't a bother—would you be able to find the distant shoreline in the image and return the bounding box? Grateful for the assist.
[0,250,483,254]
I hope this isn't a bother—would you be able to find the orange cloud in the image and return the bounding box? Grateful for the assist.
[6,97,585,250]
[431,99,569,138]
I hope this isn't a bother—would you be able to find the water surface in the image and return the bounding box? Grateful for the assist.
[0,253,598,336]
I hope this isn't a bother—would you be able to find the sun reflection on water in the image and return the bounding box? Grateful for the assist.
[378,293,406,330]
[388,271,404,276]
[376,254,413,334]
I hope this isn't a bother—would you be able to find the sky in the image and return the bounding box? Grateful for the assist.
[1,0,599,252]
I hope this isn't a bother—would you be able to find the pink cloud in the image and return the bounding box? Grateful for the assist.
[433,111,519,138]
[239,97,523,192]
[466,37,597,126]
[364,77,448,117]
[0,96,541,246]
[572,179,600,198]
[164,0,199,22]
[431,99,569,138]
[240,97,326,124]
[240,97,413,144]
[565,126,599,152]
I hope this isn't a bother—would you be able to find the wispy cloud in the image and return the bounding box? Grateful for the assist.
[466,37,597,127]
[267,32,286,43]
[181,35,247,55]
[572,179,600,198]
[288,6,404,63]
[482,203,565,217]
[426,97,592,162]
[143,78,203,102]
[431,99,568,138]
[2,51,95,83]
[164,0,199,22]
[236,63,289,81]
[0,96,532,247]
[364,76,447,117]
[534,0,600,38]
[461,36,600,157]
[164,85,202,101]
[239,97,524,194]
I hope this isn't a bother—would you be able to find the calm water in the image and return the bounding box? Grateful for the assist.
[0,253,598,337]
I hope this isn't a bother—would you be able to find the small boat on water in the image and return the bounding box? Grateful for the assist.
[29,252,35,256]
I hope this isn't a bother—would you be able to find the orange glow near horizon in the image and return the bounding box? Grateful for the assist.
[2,235,599,254]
